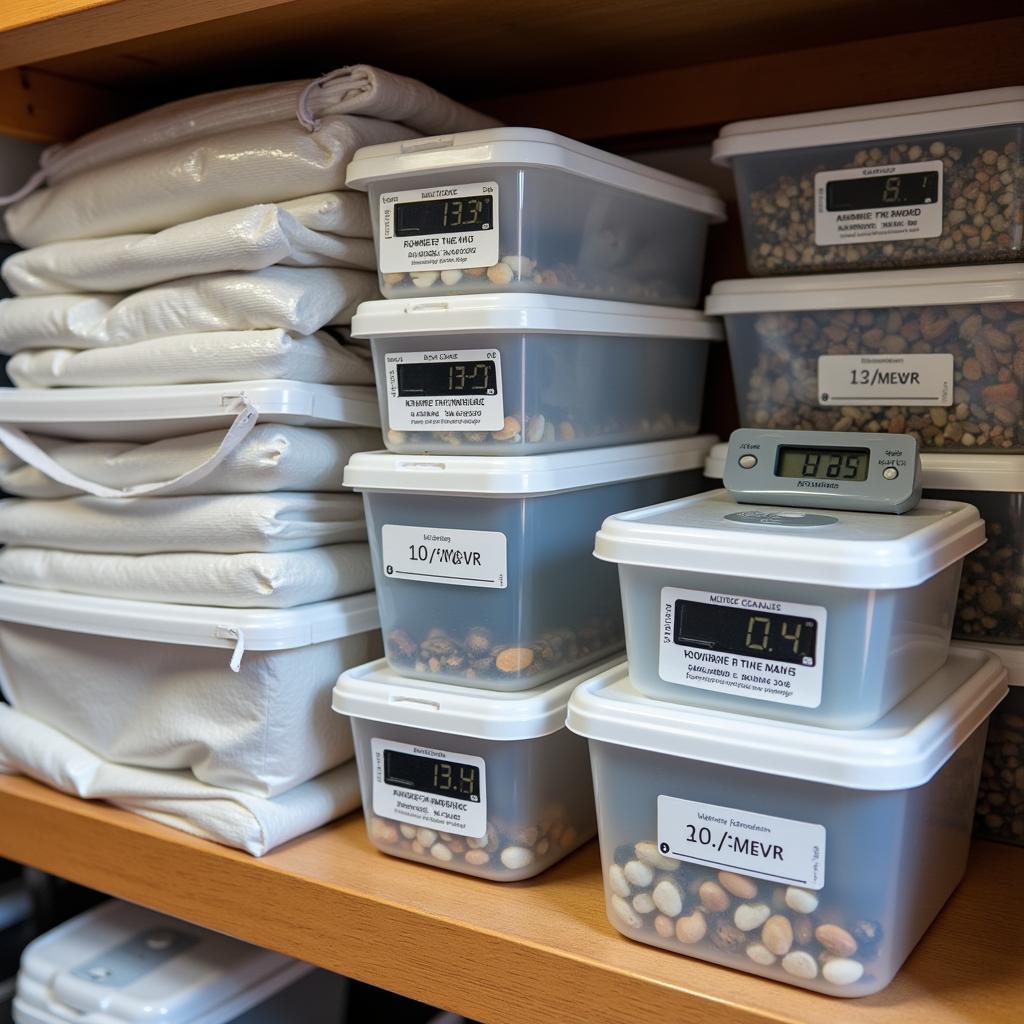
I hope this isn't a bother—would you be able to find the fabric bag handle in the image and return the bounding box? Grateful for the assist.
[0,397,259,497]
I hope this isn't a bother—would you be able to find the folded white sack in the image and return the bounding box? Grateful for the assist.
[0,544,373,607]
[0,425,380,498]
[6,330,375,388]
[2,198,377,296]
[0,493,366,553]
[29,65,499,189]
[0,706,361,855]
[6,115,416,247]
[0,267,380,355]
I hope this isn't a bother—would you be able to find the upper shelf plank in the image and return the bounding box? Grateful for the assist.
[0,774,1021,1024]
[0,66,126,142]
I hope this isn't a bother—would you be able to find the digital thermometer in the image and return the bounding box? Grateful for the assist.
[723,428,921,514]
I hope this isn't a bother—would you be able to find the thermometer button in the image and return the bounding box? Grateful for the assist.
[882,466,899,480]
[738,454,758,469]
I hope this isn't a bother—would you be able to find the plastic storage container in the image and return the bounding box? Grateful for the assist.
[335,656,607,879]
[704,447,1024,646]
[344,435,715,689]
[712,88,1024,275]
[352,293,720,455]
[594,489,984,728]
[0,585,381,796]
[706,264,1024,453]
[12,901,346,1024]
[567,651,1007,996]
[346,128,725,306]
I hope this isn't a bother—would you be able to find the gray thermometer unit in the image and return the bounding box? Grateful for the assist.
[723,428,922,514]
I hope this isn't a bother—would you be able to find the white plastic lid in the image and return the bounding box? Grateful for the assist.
[0,380,380,442]
[706,263,1024,316]
[346,127,726,221]
[351,292,723,341]
[952,640,1024,688]
[13,901,309,1024]
[566,650,1007,790]
[713,87,1024,164]
[344,434,716,496]
[334,654,622,741]
[594,488,984,588]
[705,444,1024,494]
[0,585,379,650]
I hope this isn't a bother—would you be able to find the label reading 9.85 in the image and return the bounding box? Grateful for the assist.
[657,796,826,889]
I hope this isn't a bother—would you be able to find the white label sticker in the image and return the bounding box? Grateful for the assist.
[818,353,953,407]
[378,181,499,274]
[658,796,826,889]
[382,525,507,588]
[659,587,826,708]
[385,349,503,431]
[815,160,943,245]
[372,738,487,838]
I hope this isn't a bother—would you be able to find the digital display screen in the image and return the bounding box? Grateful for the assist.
[394,195,494,236]
[775,445,870,482]
[673,600,818,667]
[395,360,497,397]
[825,171,939,212]
[383,749,481,802]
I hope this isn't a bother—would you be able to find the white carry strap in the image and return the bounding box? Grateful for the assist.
[0,397,260,498]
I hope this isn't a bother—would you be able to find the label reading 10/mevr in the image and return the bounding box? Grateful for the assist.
[659,587,827,708]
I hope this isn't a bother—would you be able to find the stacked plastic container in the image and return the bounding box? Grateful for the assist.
[556,88,1024,998]
[0,68,505,854]
[333,128,725,879]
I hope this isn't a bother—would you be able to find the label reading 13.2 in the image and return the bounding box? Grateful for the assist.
[658,796,826,889]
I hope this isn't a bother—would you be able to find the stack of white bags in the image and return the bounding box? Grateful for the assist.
[0,66,498,854]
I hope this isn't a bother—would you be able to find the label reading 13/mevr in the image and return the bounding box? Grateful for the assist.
[658,796,826,889]
[382,525,507,588]
[378,181,499,274]
[659,587,826,708]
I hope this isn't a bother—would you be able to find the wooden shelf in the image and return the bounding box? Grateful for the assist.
[1,774,1021,1024]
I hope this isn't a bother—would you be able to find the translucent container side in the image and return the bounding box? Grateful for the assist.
[927,488,1024,644]
[724,304,1024,453]
[974,685,1024,845]
[372,332,709,455]
[351,718,596,880]
[617,562,960,729]
[366,166,710,307]
[363,469,705,690]
[589,727,985,996]
[0,623,381,796]
[731,123,1024,275]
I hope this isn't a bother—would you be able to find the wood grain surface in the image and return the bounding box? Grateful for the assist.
[1,774,1020,1023]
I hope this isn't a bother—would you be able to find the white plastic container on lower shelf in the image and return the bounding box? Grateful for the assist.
[567,650,1007,997]
[0,586,381,796]
[346,127,726,306]
[344,435,715,690]
[335,656,607,880]
[594,489,984,728]
[13,901,346,1024]
[352,293,721,455]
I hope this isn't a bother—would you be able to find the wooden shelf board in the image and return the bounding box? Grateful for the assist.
[1,774,1021,1024]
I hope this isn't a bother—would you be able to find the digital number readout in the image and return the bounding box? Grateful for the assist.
[775,445,869,482]
[673,600,818,667]
[383,749,481,802]
[394,195,494,236]
[825,170,939,212]
[395,359,497,397]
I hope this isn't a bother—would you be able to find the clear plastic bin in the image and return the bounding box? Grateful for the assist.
[706,264,1024,453]
[13,901,346,1024]
[704,448,1024,646]
[352,294,719,455]
[976,669,1024,845]
[595,489,983,728]
[344,436,714,690]
[346,128,725,306]
[712,88,1024,275]
[567,651,1007,996]
[335,657,606,880]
